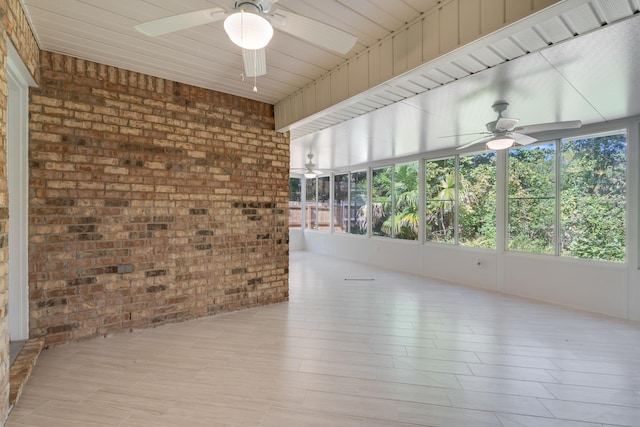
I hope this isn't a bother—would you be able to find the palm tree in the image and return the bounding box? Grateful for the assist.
[381,164,419,239]
[424,172,456,241]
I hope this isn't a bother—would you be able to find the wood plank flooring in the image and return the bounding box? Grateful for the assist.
[6,252,640,426]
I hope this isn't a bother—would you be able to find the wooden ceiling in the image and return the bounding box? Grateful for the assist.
[20,0,640,171]
[22,0,440,105]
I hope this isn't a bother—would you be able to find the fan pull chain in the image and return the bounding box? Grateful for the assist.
[253,49,258,92]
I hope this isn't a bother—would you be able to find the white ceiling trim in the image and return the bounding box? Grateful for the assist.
[283,0,638,142]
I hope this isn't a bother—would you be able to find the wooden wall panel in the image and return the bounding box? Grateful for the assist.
[316,75,332,111]
[481,0,506,34]
[393,30,408,76]
[506,0,534,23]
[302,85,317,117]
[379,38,394,83]
[439,0,459,53]
[535,0,560,10]
[460,0,481,44]
[407,21,423,70]
[331,66,349,104]
[368,44,381,87]
[292,90,304,120]
[423,10,440,63]
[275,0,565,131]
[348,53,369,97]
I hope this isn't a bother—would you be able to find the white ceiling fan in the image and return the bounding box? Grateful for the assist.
[291,153,332,178]
[454,101,582,151]
[135,0,357,80]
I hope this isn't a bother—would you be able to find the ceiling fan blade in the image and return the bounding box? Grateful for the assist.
[439,132,489,138]
[495,117,519,132]
[457,135,493,150]
[135,8,226,37]
[512,132,538,146]
[242,49,267,77]
[270,10,357,54]
[514,120,582,134]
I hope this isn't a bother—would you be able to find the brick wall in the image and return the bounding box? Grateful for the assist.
[0,0,40,423]
[29,52,290,346]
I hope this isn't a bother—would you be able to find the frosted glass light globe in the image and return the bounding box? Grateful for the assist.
[224,11,273,50]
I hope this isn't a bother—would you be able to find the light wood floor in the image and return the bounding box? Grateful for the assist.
[6,252,640,426]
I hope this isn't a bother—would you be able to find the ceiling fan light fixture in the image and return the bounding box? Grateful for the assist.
[486,136,515,150]
[304,171,317,179]
[224,10,273,50]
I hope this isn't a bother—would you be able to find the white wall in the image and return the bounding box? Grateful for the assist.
[289,228,305,251]
[302,231,633,320]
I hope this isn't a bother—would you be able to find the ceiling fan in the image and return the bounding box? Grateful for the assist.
[454,101,582,150]
[134,0,357,80]
[291,153,331,178]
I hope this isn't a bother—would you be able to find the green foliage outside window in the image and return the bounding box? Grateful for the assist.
[560,133,626,261]
[390,163,419,240]
[350,171,368,235]
[334,174,349,233]
[289,177,302,229]
[425,158,455,243]
[296,130,625,263]
[305,178,317,230]
[459,153,496,248]
[508,144,556,254]
[289,177,301,201]
[508,131,626,262]
[369,163,418,239]
[425,154,495,247]
[370,166,393,237]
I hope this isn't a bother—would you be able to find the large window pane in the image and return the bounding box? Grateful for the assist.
[425,158,455,243]
[392,162,419,240]
[317,176,331,231]
[508,143,556,254]
[372,166,393,237]
[350,171,367,235]
[333,173,349,233]
[289,177,301,228]
[560,131,626,261]
[459,153,496,248]
[305,177,317,230]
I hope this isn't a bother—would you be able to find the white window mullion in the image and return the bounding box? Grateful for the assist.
[454,155,460,245]
[555,139,562,256]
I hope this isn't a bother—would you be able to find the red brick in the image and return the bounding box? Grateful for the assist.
[29,52,290,350]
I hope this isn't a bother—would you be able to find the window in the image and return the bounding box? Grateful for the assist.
[333,173,349,233]
[305,177,317,230]
[288,177,301,228]
[459,152,496,248]
[508,130,626,262]
[317,176,331,231]
[370,163,418,239]
[508,143,557,254]
[372,166,393,237]
[350,171,367,235]
[425,154,496,247]
[392,162,419,240]
[560,132,626,261]
[333,171,367,234]
[425,157,456,243]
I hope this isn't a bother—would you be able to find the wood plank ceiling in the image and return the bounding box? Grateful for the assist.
[20,0,640,172]
[22,0,439,105]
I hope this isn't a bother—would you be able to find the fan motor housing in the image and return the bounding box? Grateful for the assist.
[235,0,273,14]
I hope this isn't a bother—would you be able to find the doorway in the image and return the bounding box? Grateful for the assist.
[7,40,35,362]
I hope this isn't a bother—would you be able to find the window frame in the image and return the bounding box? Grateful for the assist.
[506,129,627,262]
